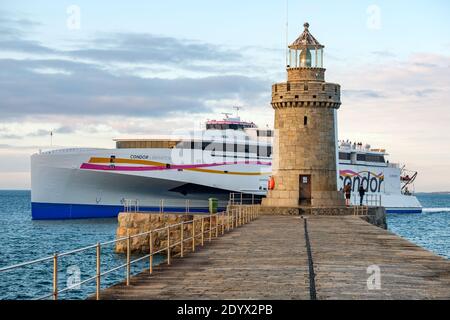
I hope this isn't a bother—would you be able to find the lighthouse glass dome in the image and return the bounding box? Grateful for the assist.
[289,47,323,68]
[287,22,324,69]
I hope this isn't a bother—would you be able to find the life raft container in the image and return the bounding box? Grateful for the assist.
[268,176,275,190]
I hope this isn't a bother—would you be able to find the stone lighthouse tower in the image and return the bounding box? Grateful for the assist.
[262,23,344,208]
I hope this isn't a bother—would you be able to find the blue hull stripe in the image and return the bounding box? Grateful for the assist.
[386,209,422,214]
[32,202,422,219]
[31,202,216,220]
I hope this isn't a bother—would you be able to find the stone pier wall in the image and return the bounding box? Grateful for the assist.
[253,205,387,229]
[115,212,225,254]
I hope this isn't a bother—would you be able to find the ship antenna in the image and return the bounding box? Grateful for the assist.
[233,106,241,117]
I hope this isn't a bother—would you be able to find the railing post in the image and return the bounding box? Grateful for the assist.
[209,214,212,242]
[52,253,58,300]
[239,207,242,226]
[96,243,101,300]
[126,233,131,286]
[232,209,236,229]
[192,219,195,252]
[180,222,184,258]
[201,217,205,246]
[222,214,225,235]
[167,226,171,265]
[149,231,153,274]
[215,214,219,238]
[227,210,230,232]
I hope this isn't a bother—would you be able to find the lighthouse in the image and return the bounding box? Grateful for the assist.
[263,23,345,208]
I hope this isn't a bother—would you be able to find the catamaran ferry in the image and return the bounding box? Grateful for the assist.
[31,115,422,219]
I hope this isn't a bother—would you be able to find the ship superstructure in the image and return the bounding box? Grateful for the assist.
[31,114,422,219]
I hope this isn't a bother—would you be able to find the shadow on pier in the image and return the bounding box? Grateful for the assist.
[96,213,450,300]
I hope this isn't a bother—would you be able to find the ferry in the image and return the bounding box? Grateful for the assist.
[30,114,422,219]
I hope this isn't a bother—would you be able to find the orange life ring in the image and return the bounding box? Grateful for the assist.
[268,176,275,190]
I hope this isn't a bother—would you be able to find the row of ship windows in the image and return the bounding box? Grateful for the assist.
[116,140,272,157]
[176,141,272,157]
[339,152,385,163]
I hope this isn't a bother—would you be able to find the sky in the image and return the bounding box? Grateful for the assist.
[0,0,449,191]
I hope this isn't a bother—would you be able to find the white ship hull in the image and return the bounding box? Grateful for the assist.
[31,146,422,219]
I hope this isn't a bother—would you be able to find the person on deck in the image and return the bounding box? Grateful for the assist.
[344,183,352,206]
[358,185,366,206]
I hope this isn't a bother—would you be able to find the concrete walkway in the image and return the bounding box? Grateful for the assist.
[97,215,450,300]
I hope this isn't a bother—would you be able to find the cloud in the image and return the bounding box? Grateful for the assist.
[0,57,269,118]
[371,50,396,58]
[343,89,384,99]
[68,33,242,65]
[0,13,269,121]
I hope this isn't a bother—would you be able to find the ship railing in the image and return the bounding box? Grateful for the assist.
[0,205,260,300]
[352,193,382,207]
[229,192,262,205]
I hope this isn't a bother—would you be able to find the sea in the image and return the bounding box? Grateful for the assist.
[0,190,448,300]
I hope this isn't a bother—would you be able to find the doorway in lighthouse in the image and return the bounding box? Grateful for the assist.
[299,175,312,206]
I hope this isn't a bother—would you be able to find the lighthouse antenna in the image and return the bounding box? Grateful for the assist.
[285,0,289,68]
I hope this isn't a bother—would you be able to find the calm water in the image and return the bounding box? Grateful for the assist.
[0,190,449,299]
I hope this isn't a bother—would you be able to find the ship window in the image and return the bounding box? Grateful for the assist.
[257,146,272,157]
[339,152,351,160]
[248,144,257,155]
[357,154,366,161]
[366,155,386,163]
[304,116,308,126]
[257,130,274,137]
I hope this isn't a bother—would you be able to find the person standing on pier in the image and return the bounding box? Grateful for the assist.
[358,185,366,206]
[344,183,352,206]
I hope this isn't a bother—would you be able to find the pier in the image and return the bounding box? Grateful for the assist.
[96,208,450,300]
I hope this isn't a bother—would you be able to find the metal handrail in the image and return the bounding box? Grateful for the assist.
[0,204,260,300]
[352,193,382,207]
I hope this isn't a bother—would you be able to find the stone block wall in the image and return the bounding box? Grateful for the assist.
[263,66,344,208]
[115,212,224,254]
